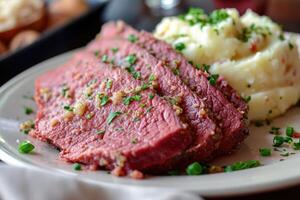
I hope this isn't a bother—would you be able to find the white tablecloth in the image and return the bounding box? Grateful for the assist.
[0,166,203,200]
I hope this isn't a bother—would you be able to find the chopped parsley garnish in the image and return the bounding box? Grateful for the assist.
[279,34,285,41]
[111,47,119,53]
[125,54,137,65]
[107,111,122,125]
[288,42,294,50]
[284,136,293,143]
[238,23,272,42]
[102,55,108,63]
[269,127,280,135]
[174,42,186,51]
[61,85,70,97]
[293,140,300,150]
[202,64,210,72]
[98,94,109,106]
[140,83,150,91]
[148,74,156,82]
[209,9,229,24]
[207,74,219,85]
[123,95,142,105]
[63,105,73,112]
[148,93,154,100]
[224,160,260,172]
[242,96,251,103]
[172,68,180,75]
[96,130,105,135]
[286,126,294,137]
[132,71,141,79]
[146,106,153,113]
[94,51,100,57]
[106,79,113,89]
[186,162,203,175]
[273,135,285,147]
[85,113,93,120]
[128,34,138,43]
[259,148,271,157]
[24,107,34,115]
[73,163,81,171]
[18,141,35,154]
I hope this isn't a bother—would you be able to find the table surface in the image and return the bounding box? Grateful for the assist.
[1,0,300,199]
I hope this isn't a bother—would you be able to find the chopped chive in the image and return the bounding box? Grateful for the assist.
[107,111,122,125]
[96,130,105,135]
[106,79,113,89]
[288,42,294,50]
[125,54,137,65]
[111,47,119,53]
[148,93,154,100]
[207,74,219,85]
[259,148,271,156]
[242,96,251,103]
[102,55,108,63]
[63,105,73,112]
[273,136,284,147]
[128,34,138,43]
[18,141,35,154]
[73,163,81,171]
[24,107,34,115]
[286,126,294,137]
[146,106,153,113]
[224,160,260,172]
[186,162,203,175]
[269,127,280,135]
[174,42,186,51]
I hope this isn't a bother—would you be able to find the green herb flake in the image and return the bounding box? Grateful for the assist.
[63,105,73,112]
[18,141,35,154]
[123,94,142,105]
[140,83,150,91]
[111,47,119,53]
[125,54,137,65]
[288,42,294,50]
[128,34,138,43]
[269,127,280,135]
[148,74,156,82]
[286,126,294,137]
[208,74,219,85]
[273,135,285,147]
[293,140,300,150]
[132,71,141,79]
[85,113,93,120]
[107,111,122,125]
[73,163,81,171]
[98,94,109,106]
[96,130,105,135]
[174,42,186,51]
[146,106,153,113]
[259,148,271,157]
[102,55,108,63]
[242,95,251,103]
[224,160,260,172]
[279,34,285,41]
[24,107,34,115]
[94,51,100,57]
[202,64,210,72]
[106,79,113,89]
[186,162,203,175]
[148,93,154,100]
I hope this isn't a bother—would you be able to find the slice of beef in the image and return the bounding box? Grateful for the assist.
[31,51,191,174]
[99,21,249,155]
[86,37,223,166]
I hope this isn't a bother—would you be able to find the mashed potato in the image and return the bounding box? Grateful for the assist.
[154,8,300,121]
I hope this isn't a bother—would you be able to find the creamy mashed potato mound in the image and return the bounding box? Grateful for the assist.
[154,8,300,121]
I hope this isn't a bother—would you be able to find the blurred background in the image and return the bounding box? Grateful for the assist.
[0,0,299,84]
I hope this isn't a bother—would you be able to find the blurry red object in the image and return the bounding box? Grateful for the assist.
[213,0,268,14]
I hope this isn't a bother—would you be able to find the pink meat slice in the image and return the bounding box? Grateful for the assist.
[31,51,191,173]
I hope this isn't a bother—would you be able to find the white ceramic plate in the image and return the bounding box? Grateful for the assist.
[1,36,300,197]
